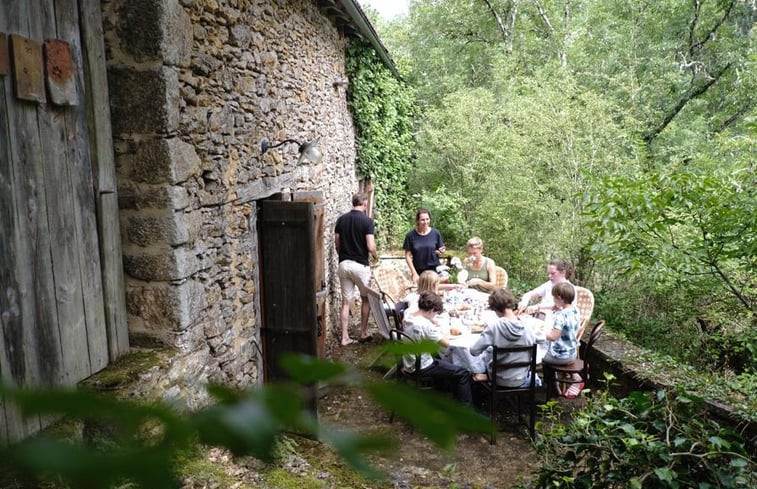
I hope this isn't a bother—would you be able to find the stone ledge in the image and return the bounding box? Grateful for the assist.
[587,330,756,454]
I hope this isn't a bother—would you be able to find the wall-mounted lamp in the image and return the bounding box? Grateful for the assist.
[260,138,323,165]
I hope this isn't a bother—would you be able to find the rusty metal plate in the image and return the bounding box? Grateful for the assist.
[10,34,46,103]
[44,39,77,106]
[0,33,9,76]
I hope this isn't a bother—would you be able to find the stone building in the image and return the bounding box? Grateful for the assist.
[101,0,393,407]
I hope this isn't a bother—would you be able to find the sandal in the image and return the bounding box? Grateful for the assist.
[564,382,585,399]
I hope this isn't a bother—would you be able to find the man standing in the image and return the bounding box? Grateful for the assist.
[334,192,377,346]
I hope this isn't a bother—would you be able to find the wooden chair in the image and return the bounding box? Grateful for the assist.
[493,266,508,289]
[478,344,538,441]
[388,328,434,422]
[543,320,605,400]
[574,286,595,341]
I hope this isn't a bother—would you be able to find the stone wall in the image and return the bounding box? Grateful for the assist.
[102,0,359,408]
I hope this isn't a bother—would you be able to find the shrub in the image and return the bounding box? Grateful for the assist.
[528,385,755,488]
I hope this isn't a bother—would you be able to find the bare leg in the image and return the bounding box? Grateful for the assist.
[341,299,355,345]
[359,295,371,339]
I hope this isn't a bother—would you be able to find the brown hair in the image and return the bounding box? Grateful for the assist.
[488,288,516,313]
[415,207,431,222]
[417,291,444,313]
[352,192,368,207]
[552,282,575,304]
[549,258,573,280]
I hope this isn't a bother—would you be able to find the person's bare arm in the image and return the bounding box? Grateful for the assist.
[365,233,377,260]
[334,233,340,252]
[405,250,419,283]
[546,327,561,341]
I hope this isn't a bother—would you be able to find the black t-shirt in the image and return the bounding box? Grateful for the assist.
[334,210,375,265]
[403,228,444,273]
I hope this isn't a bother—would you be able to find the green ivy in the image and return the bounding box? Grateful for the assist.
[346,41,417,247]
[528,386,756,489]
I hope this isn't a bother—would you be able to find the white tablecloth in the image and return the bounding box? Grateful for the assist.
[441,315,550,373]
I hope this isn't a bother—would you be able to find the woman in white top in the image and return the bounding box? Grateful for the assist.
[517,258,575,318]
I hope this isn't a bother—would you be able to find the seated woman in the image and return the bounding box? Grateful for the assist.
[517,258,575,320]
[469,289,540,387]
[401,292,473,406]
[462,237,497,293]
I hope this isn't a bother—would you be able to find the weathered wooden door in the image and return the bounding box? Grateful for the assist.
[0,1,128,442]
[292,192,327,356]
[258,197,322,412]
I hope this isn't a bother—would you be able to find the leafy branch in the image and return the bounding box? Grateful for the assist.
[0,349,493,488]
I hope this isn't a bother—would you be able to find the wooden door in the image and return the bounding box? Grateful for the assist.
[292,192,326,356]
[259,200,318,377]
[0,0,128,442]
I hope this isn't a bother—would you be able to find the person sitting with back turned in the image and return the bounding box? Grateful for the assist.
[470,289,540,387]
[542,282,582,397]
[462,236,497,293]
[401,291,473,406]
[334,192,378,346]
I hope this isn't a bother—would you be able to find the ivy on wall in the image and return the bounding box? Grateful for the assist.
[345,41,417,248]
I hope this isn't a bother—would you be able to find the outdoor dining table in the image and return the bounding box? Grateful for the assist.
[437,288,550,372]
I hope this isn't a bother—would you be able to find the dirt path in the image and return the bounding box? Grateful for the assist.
[314,340,543,488]
[180,338,546,489]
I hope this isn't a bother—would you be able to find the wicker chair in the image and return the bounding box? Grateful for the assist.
[574,286,595,341]
[373,267,414,306]
[493,266,508,289]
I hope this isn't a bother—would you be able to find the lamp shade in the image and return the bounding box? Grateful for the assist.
[297,139,322,165]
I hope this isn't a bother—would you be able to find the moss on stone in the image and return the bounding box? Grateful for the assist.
[79,348,173,392]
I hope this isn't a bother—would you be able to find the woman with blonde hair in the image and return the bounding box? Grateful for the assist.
[462,237,497,293]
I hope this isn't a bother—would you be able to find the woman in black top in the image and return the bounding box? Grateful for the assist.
[403,208,446,283]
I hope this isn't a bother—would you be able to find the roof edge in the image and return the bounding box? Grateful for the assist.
[337,0,400,78]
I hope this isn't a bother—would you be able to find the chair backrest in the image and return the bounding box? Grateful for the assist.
[493,266,508,289]
[574,286,595,340]
[490,344,537,389]
[585,320,605,353]
[374,267,414,305]
[394,300,409,330]
[365,287,394,339]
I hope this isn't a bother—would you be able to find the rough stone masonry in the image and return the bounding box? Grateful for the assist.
[102,0,360,408]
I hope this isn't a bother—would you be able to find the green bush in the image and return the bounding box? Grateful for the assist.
[528,385,755,488]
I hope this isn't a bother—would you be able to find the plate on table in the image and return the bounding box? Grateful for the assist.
[464,320,485,333]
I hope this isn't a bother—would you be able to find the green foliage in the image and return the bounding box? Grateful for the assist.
[0,351,493,487]
[584,157,756,313]
[375,0,756,378]
[625,349,757,423]
[345,41,417,247]
[529,387,756,488]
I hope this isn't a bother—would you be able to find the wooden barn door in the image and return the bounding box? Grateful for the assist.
[0,1,128,442]
[259,195,324,413]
